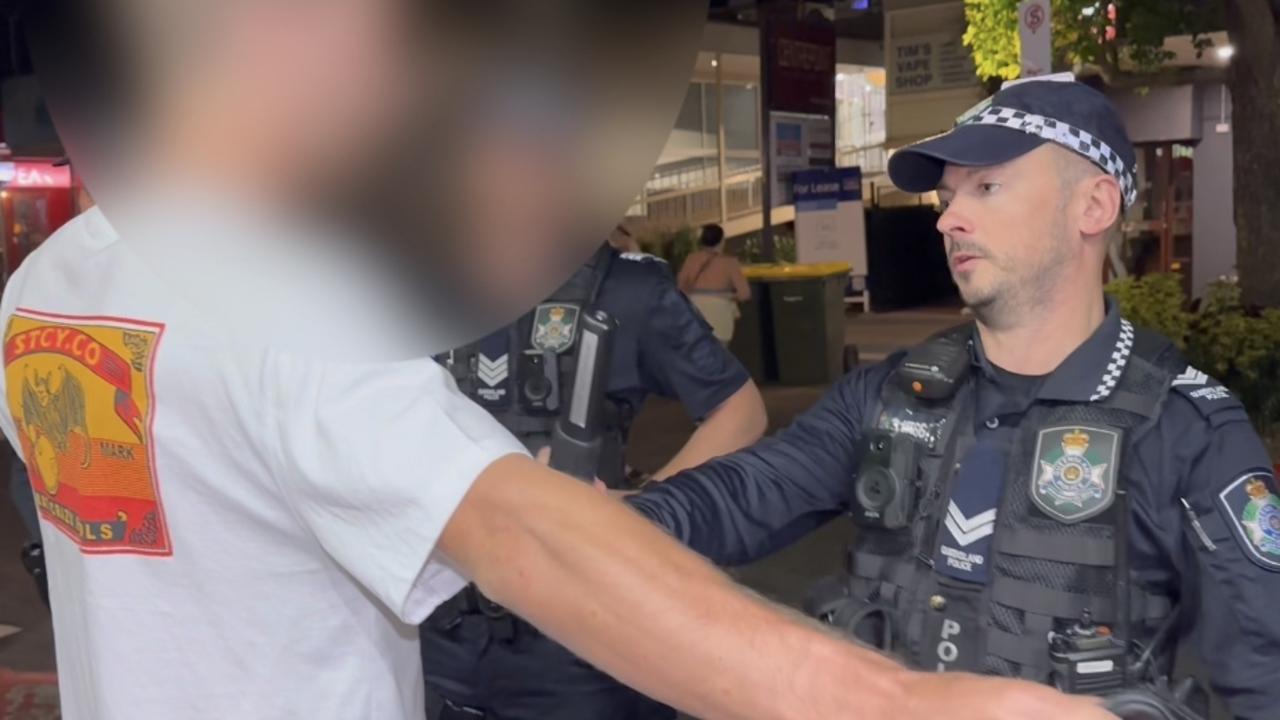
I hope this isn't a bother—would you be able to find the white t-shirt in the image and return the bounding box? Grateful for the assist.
[0,207,526,719]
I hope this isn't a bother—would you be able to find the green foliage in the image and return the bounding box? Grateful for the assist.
[1104,273,1192,349]
[962,0,1222,81]
[638,225,799,270]
[962,0,1023,81]
[738,227,797,264]
[1107,274,1280,444]
[638,225,699,269]
[1186,280,1280,435]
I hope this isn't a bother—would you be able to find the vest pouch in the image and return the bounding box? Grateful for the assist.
[917,574,984,674]
[805,574,895,651]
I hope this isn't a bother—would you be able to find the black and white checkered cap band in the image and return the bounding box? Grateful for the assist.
[960,106,1137,208]
[1089,318,1135,402]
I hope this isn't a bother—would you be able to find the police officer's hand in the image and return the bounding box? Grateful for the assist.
[534,447,614,495]
[903,672,1118,720]
[534,446,552,466]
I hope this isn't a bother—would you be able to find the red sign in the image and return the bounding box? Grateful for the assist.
[10,162,72,189]
[1024,4,1046,34]
[764,11,836,116]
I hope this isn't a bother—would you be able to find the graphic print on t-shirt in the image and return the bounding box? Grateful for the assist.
[4,309,170,555]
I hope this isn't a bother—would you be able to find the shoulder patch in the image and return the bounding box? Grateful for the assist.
[619,252,666,264]
[1216,471,1280,572]
[1169,365,1246,425]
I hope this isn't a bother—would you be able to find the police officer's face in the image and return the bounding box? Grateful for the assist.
[935,146,1077,323]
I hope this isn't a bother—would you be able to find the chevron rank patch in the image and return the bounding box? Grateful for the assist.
[471,330,510,408]
[1172,365,1233,402]
[1031,425,1119,524]
[619,252,666,264]
[1218,471,1280,572]
[934,443,1005,585]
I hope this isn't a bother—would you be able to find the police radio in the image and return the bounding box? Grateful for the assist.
[549,310,616,483]
[1049,483,1208,720]
[895,328,971,401]
[851,430,920,530]
[1049,610,1129,696]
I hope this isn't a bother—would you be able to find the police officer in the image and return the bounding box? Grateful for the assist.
[8,459,48,606]
[626,78,1279,720]
[422,228,769,719]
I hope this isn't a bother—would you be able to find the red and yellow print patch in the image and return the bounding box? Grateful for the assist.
[4,309,170,555]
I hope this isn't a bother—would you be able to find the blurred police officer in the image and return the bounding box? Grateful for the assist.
[626,78,1280,720]
[423,227,768,719]
[8,459,48,606]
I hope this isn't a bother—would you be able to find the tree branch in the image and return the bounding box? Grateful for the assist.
[1075,62,1228,89]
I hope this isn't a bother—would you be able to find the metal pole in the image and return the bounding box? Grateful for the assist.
[758,2,775,262]
[716,52,728,224]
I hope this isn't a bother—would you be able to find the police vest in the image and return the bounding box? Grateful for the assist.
[835,321,1184,682]
[443,245,628,480]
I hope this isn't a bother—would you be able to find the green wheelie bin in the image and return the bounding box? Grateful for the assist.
[745,262,850,386]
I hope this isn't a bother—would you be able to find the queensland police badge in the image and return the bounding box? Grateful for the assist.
[531,304,580,354]
[1217,472,1280,571]
[1031,426,1119,523]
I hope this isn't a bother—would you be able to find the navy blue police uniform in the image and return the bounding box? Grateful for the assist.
[422,243,751,720]
[628,306,1280,719]
[626,80,1280,720]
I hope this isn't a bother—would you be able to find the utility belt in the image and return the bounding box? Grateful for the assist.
[429,584,526,643]
[806,581,1206,720]
[491,405,633,489]
[20,542,49,608]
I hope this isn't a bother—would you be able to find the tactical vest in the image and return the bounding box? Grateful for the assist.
[832,321,1185,683]
[443,245,629,482]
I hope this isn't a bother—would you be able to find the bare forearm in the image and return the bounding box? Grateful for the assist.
[653,382,767,481]
[440,455,908,720]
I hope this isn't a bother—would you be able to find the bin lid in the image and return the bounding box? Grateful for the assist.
[742,262,852,280]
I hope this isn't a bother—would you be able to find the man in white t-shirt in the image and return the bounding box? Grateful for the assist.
[1,2,1115,719]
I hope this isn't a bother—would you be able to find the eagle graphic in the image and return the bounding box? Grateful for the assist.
[21,364,91,495]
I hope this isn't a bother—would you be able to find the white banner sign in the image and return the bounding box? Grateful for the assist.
[1018,0,1053,78]
[887,33,978,95]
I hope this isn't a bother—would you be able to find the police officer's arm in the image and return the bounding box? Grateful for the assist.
[439,453,1117,720]
[728,257,751,302]
[636,275,767,480]
[1141,392,1280,720]
[652,380,766,481]
[627,362,894,566]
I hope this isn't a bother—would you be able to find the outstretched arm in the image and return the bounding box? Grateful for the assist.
[626,365,887,566]
[440,454,1116,720]
[439,453,906,720]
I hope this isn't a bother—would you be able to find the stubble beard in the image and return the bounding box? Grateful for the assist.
[959,210,1074,331]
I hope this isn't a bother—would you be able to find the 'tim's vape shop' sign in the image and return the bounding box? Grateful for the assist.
[888,33,979,94]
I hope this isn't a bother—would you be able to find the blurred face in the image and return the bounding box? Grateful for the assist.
[141,0,414,198]
[935,145,1078,328]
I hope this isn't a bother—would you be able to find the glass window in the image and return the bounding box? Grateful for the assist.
[723,84,759,151]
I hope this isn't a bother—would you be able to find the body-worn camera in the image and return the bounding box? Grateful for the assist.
[518,350,561,414]
[851,430,920,530]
